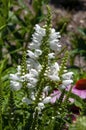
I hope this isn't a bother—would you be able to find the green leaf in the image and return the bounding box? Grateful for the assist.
[69,92,84,108]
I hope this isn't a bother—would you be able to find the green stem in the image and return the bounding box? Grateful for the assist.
[63,85,72,104]
[8,91,16,130]
[30,109,38,130]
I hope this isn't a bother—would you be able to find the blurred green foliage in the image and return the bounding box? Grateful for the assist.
[56,16,71,34]
[69,116,86,130]
[0,0,49,66]
[70,28,86,66]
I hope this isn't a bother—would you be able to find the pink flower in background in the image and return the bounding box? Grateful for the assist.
[67,79,86,99]
[50,88,74,103]
[50,79,86,104]
[50,89,61,103]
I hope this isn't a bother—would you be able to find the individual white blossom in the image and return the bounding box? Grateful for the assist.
[48,53,55,59]
[34,24,45,36]
[34,49,42,58]
[49,28,61,40]
[61,71,73,88]
[30,69,39,77]
[50,40,61,52]
[10,66,22,91]
[17,65,21,75]
[62,72,73,80]
[27,83,34,89]
[30,91,36,100]
[47,62,60,81]
[49,28,61,52]
[49,75,60,81]
[43,96,51,104]
[43,86,50,93]
[23,69,38,89]
[27,49,42,60]
[24,74,38,88]
[27,58,42,72]
[38,102,45,110]
[10,80,22,91]
[10,73,20,81]
[42,86,50,98]
[27,50,36,59]
[29,77,38,86]
[62,79,73,87]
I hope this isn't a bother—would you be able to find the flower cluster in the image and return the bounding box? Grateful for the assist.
[10,65,22,91]
[10,24,73,111]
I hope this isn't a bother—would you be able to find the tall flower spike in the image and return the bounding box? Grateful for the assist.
[29,24,46,50]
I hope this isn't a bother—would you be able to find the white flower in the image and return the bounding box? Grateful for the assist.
[30,92,35,100]
[24,75,38,87]
[10,81,22,91]
[10,70,23,91]
[27,49,42,59]
[27,58,42,71]
[49,28,61,40]
[29,24,46,49]
[61,72,73,88]
[49,28,61,52]
[48,75,60,81]
[43,86,50,93]
[49,62,60,75]
[10,74,20,81]
[22,73,31,80]
[30,69,38,77]
[38,102,45,109]
[17,65,21,75]
[27,78,37,87]
[47,62,60,81]
[34,24,45,36]
[62,72,73,80]
[43,86,50,96]
[43,96,51,104]
[22,97,32,105]
[48,53,55,59]
[29,77,38,85]
[27,83,34,89]
[27,50,36,59]
[62,79,73,87]
[34,49,42,58]
[50,40,61,52]
[29,41,40,49]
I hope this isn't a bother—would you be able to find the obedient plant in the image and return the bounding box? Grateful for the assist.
[9,6,74,130]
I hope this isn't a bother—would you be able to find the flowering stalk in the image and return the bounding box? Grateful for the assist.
[50,51,73,129]
[29,6,52,130]
[9,5,74,130]
[21,51,29,94]
[8,91,16,130]
[54,51,69,105]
